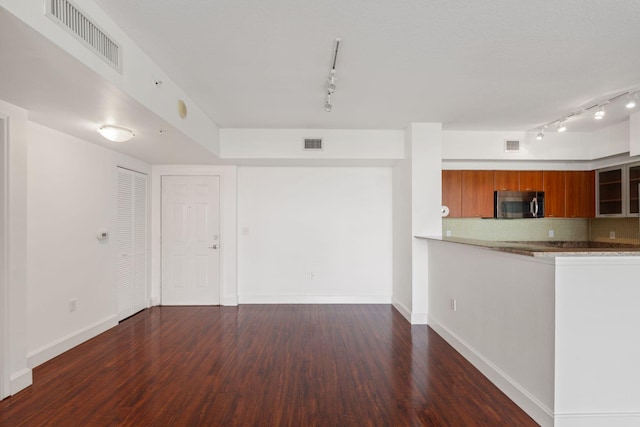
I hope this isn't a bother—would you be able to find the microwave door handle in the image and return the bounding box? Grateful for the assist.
[531,197,538,218]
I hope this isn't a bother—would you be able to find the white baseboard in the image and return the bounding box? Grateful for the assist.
[238,294,392,304]
[392,300,411,323]
[27,315,118,368]
[150,295,161,306]
[554,413,640,427]
[10,368,32,395]
[391,301,428,325]
[428,315,554,427]
[221,296,238,306]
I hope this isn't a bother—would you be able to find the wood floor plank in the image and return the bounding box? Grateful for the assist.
[0,305,538,426]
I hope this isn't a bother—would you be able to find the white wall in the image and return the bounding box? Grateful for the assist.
[220,128,404,159]
[0,116,6,398]
[0,99,30,395]
[442,125,630,163]
[392,143,413,318]
[426,239,556,427]
[631,112,640,157]
[26,121,150,367]
[555,257,640,427]
[237,167,392,303]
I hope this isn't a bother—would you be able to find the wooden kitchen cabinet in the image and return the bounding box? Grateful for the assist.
[442,170,462,218]
[494,171,519,191]
[565,171,595,218]
[543,171,566,217]
[461,170,494,217]
[519,171,543,191]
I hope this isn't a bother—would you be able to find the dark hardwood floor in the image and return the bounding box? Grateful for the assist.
[0,305,537,426]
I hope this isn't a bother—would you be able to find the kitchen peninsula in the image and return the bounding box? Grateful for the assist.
[419,236,640,427]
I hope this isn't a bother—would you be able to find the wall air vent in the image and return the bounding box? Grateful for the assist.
[504,140,521,152]
[303,138,323,150]
[46,0,122,72]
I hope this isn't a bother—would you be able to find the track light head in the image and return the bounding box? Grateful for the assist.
[536,129,544,140]
[625,93,637,109]
[594,106,605,120]
[557,121,567,132]
[324,93,332,112]
[327,72,336,94]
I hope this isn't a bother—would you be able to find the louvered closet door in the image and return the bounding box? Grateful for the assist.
[116,168,147,321]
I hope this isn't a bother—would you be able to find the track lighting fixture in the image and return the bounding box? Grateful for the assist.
[532,86,639,136]
[625,93,637,109]
[594,106,605,120]
[323,38,341,112]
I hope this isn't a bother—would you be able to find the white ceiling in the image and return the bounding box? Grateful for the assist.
[91,0,640,132]
[2,0,640,167]
[0,8,219,164]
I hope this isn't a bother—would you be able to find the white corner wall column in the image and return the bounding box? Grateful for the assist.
[392,123,442,324]
[0,100,31,396]
[410,123,442,324]
[151,165,238,306]
[0,116,8,399]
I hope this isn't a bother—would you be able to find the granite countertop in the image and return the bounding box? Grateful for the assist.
[416,236,640,257]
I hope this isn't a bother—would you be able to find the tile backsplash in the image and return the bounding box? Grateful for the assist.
[590,217,640,244]
[442,217,640,244]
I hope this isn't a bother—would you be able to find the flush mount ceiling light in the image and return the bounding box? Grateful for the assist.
[536,129,545,140]
[97,125,135,142]
[323,38,341,112]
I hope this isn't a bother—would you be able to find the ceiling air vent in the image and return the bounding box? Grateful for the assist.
[303,138,323,150]
[504,140,521,153]
[46,0,122,72]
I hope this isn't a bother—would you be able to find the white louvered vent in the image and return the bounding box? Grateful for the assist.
[304,138,323,150]
[504,140,521,152]
[46,0,122,72]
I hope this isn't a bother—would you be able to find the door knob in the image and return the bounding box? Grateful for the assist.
[209,244,218,249]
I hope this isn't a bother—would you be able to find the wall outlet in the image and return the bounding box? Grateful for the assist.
[69,298,77,312]
[548,229,554,238]
[446,230,452,237]
[610,231,616,239]
[449,298,457,312]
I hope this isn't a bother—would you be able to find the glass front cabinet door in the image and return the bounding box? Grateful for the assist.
[597,167,624,216]
[627,162,640,216]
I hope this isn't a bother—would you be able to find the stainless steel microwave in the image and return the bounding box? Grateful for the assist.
[494,191,544,218]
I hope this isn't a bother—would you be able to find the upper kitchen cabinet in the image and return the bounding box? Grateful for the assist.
[565,171,595,218]
[543,171,566,218]
[442,170,462,218]
[627,162,640,216]
[494,171,519,191]
[461,170,494,218]
[519,171,543,191]
[597,166,624,216]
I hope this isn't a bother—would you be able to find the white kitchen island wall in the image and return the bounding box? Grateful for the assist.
[424,237,640,427]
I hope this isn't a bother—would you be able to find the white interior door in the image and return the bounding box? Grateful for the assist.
[161,176,220,305]
[115,168,147,321]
